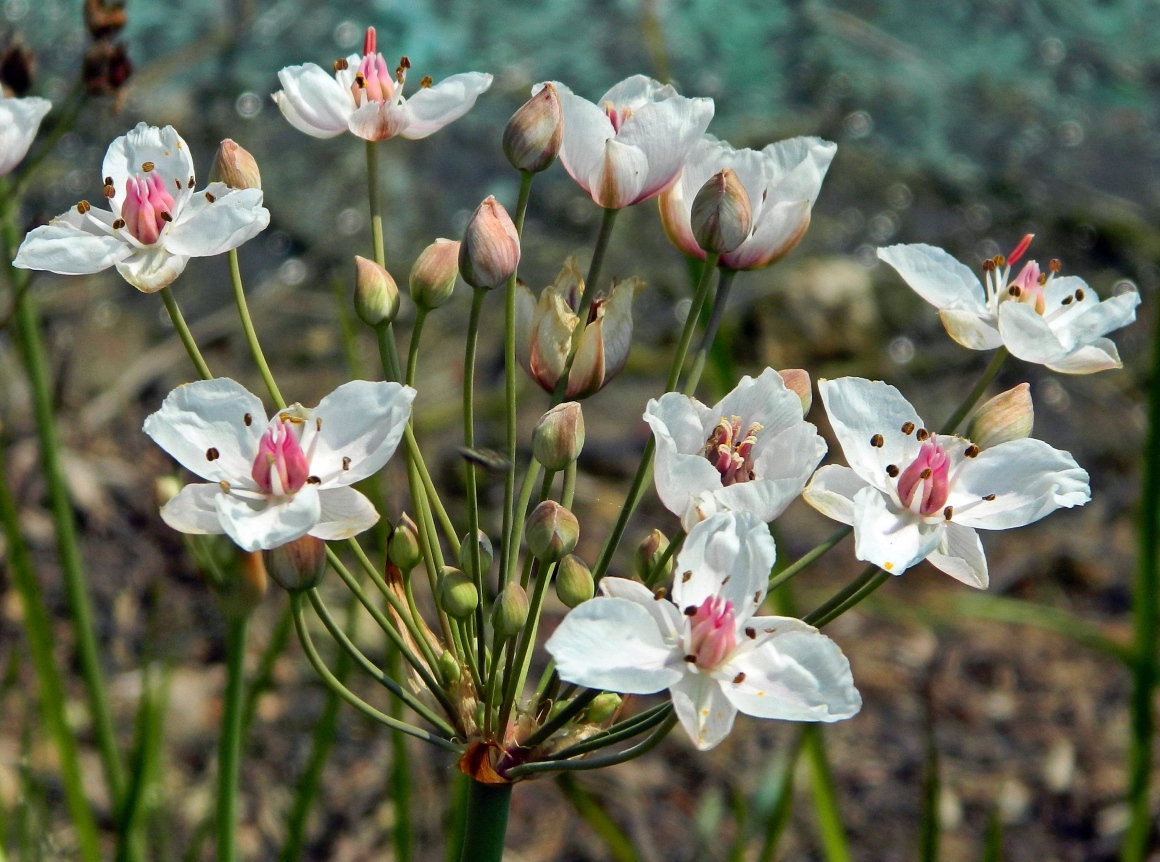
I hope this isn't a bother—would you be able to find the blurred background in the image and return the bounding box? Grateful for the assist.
[1,0,1157,859]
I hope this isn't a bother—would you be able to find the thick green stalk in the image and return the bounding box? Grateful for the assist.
[458,780,512,862]
[159,287,212,381]
[216,615,249,862]
[406,309,427,387]
[366,141,386,267]
[802,725,851,862]
[463,287,489,671]
[228,249,285,408]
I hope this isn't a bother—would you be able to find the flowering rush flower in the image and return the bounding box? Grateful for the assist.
[645,368,826,530]
[273,27,492,142]
[144,378,414,552]
[803,378,1090,587]
[659,134,836,270]
[515,257,641,398]
[541,75,713,210]
[546,511,861,750]
[0,95,51,176]
[14,123,269,293]
[878,237,1140,374]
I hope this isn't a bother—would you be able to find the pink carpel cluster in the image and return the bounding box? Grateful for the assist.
[120,172,175,244]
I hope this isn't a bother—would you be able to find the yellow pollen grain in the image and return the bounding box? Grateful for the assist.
[884,562,894,571]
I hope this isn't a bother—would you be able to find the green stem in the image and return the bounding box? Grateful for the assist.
[406,309,427,387]
[683,265,736,397]
[229,249,285,408]
[388,645,413,862]
[938,347,1008,434]
[505,713,678,779]
[366,140,386,268]
[802,725,851,862]
[803,565,890,628]
[216,615,248,862]
[520,689,600,751]
[503,459,543,585]
[767,527,852,593]
[645,528,683,588]
[666,253,719,392]
[463,287,488,672]
[159,287,212,381]
[457,780,512,862]
[556,774,642,862]
[545,703,672,760]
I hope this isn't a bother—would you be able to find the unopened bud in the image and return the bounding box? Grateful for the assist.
[555,554,594,608]
[585,692,622,724]
[81,41,131,96]
[459,196,520,289]
[354,256,400,326]
[525,500,579,562]
[264,535,328,592]
[458,529,494,579]
[217,550,268,617]
[437,650,462,684]
[0,41,35,96]
[778,369,813,415]
[409,238,460,310]
[491,583,530,637]
[532,402,585,471]
[967,383,1033,450]
[634,529,672,584]
[691,168,752,255]
[388,514,423,571]
[438,567,478,619]
[209,139,262,190]
[503,83,563,173]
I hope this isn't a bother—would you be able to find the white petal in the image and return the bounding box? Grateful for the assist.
[304,381,415,486]
[673,511,776,621]
[545,597,684,694]
[852,486,943,575]
[599,75,674,107]
[546,80,614,200]
[616,95,714,204]
[645,394,721,521]
[712,368,802,440]
[102,123,196,217]
[722,199,810,271]
[399,72,493,139]
[309,486,379,541]
[158,483,226,535]
[802,464,868,526]
[717,422,826,522]
[719,622,861,722]
[947,438,1090,530]
[143,378,267,484]
[762,136,836,208]
[346,101,411,142]
[1052,289,1139,349]
[215,485,322,552]
[817,377,924,490]
[598,577,685,640]
[273,63,353,138]
[589,137,648,209]
[669,672,738,751]
[877,243,987,313]
[925,522,988,588]
[13,213,130,275]
[114,247,189,293]
[1046,339,1122,374]
[939,307,1003,350]
[996,302,1068,365]
[0,96,52,176]
[164,185,269,258]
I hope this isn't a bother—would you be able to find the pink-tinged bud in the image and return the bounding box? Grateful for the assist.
[896,439,951,517]
[690,168,752,255]
[354,255,400,326]
[555,554,594,608]
[532,402,585,471]
[1007,233,1034,266]
[220,550,269,616]
[777,368,813,415]
[503,83,563,173]
[688,596,737,669]
[209,139,261,190]
[409,238,460,310]
[633,529,672,585]
[491,582,530,636]
[525,500,579,562]
[251,418,311,496]
[264,535,328,592]
[459,196,520,289]
[968,383,1033,450]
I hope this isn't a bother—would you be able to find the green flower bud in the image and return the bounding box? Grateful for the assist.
[634,529,672,585]
[491,583,530,637]
[409,238,460,311]
[354,256,400,326]
[503,83,563,173]
[388,514,423,571]
[691,167,752,255]
[264,535,327,592]
[459,196,520,290]
[555,554,594,608]
[209,139,262,190]
[584,692,622,724]
[525,500,579,562]
[532,402,585,471]
[437,650,462,684]
[438,567,478,619]
[458,529,494,579]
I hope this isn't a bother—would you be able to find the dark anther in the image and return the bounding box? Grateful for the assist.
[901,421,915,435]
[916,428,930,441]
[206,447,220,461]
[76,200,91,214]
[745,627,756,639]
[684,606,697,616]
[342,456,351,470]
[205,192,216,203]
[983,494,996,501]
[920,468,932,480]
[1062,296,1073,306]
[160,211,172,222]
[870,433,884,448]
[1009,285,1021,297]
[684,654,697,663]
[886,464,899,477]
[243,413,252,426]
[1076,288,1085,301]
[306,476,321,485]
[112,218,126,229]
[142,161,155,172]
[944,506,953,520]
[681,570,692,582]
[965,445,980,458]
[733,673,746,684]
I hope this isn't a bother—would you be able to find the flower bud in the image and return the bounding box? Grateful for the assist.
[81,41,131,96]
[264,535,328,592]
[438,649,462,684]
[778,368,813,415]
[525,500,579,562]
[491,582,530,637]
[438,567,478,619]
[968,383,1034,450]
[0,41,35,97]
[354,256,400,326]
[459,196,520,290]
[218,550,268,617]
[584,692,622,724]
[388,514,423,571]
[690,168,752,255]
[503,83,563,173]
[209,139,262,190]
[532,402,585,471]
[555,554,594,608]
[409,238,460,310]
[634,529,672,584]
[458,529,494,579]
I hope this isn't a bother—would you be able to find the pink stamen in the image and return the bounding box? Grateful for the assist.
[121,173,175,245]
[251,418,310,496]
[1007,233,1035,266]
[603,101,632,133]
[1010,260,1046,314]
[352,52,394,104]
[703,416,762,486]
[689,596,737,669]
[896,439,950,517]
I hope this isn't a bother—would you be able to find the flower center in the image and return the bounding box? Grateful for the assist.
[120,172,175,245]
[602,101,633,133]
[688,596,737,670]
[251,417,310,496]
[896,438,950,517]
[352,52,395,104]
[1008,260,1047,314]
[703,416,763,486]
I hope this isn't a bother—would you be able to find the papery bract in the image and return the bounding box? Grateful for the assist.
[802,377,1090,587]
[0,94,51,176]
[546,511,861,750]
[14,123,269,293]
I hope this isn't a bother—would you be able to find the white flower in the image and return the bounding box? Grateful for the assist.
[273,27,492,142]
[659,134,835,270]
[803,377,1090,588]
[644,368,826,530]
[144,378,414,552]
[878,238,1140,374]
[13,123,269,293]
[0,95,51,176]
[541,75,714,210]
[545,511,861,750]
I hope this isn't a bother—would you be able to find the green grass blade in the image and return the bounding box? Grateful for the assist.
[803,725,851,862]
[556,774,643,862]
[756,731,804,862]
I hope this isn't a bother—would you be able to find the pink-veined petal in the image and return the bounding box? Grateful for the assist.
[215,484,322,552]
